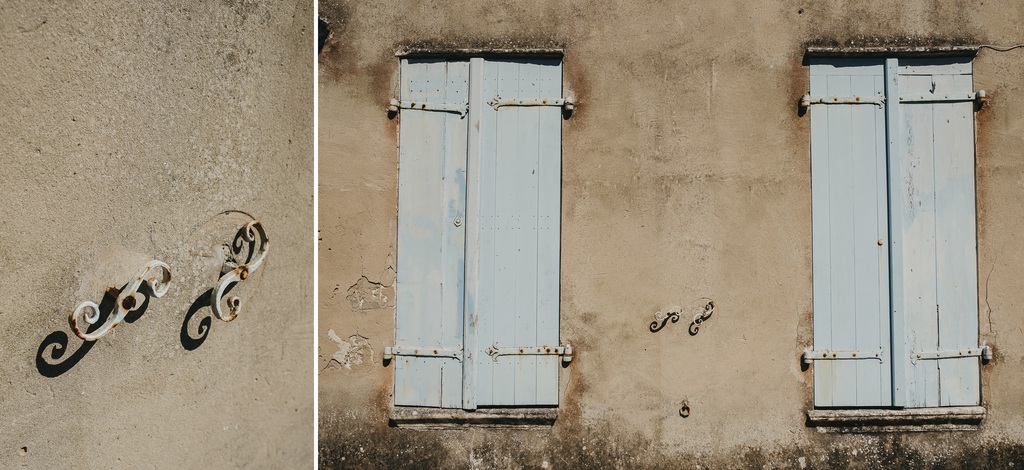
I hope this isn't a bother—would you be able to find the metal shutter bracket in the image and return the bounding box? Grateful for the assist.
[486,343,573,364]
[802,348,884,365]
[800,94,886,108]
[911,345,992,364]
[899,90,986,103]
[803,345,993,365]
[800,90,987,109]
[487,95,575,112]
[387,99,469,117]
[383,346,463,361]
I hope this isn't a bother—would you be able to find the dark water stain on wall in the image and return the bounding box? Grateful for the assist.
[317,1,353,83]
[320,413,1024,470]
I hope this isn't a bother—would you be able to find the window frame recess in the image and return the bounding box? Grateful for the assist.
[803,53,988,427]
[386,54,572,425]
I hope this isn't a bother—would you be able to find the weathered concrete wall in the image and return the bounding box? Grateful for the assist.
[1,1,313,467]
[318,0,1024,467]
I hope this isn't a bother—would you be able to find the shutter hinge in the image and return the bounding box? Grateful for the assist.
[910,345,992,364]
[485,343,573,364]
[487,95,575,113]
[899,90,986,103]
[800,94,885,108]
[800,91,988,109]
[801,348,884,365]
[386,99,469,117]
[383,346,463,361]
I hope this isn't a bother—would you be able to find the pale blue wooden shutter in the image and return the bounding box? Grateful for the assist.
[894,58,979,407]
[469,58,562,407]
[394,59,469,407]
[809,59,893,407]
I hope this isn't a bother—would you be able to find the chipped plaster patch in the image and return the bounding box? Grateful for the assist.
[346,276,394,310]
[327,329,373,369]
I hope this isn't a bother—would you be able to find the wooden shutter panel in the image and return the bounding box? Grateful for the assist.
[394,59,469,407]
[895,58,980,407]
[810,59,893,407]
[470,58,562,406]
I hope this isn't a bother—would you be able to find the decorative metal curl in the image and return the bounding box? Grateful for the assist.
[210,220,269,322]
[649,308,681,333]
[688,301,715,336]
[69,260,172,341]
[649,299,716,335]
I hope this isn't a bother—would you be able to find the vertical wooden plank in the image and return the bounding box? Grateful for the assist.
[534,59,562,405]
[873,72,895,406]
[489,60,520,406]
[885,58,909,407]
[473,59,500,405]
[438,60,469,408]
[850,73,889,406]
[809,70,835,406]
[512,60,541,405]
[462,57,486,410]
[394,59,469,407]
[395,59,446,406]
[933,72,980,406]
[899,73,940,408]
[825,73,859,407]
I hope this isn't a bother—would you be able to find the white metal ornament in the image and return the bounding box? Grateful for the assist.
[210,220,269,322]
[69,260,172,341]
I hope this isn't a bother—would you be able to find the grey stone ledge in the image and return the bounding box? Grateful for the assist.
[808,406,985,433]
[390,407,558,430]
[805,45,979,57]
[395,48,564,58]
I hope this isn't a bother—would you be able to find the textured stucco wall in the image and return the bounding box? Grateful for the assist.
[318,0,1024,467]
[0,1,313,467]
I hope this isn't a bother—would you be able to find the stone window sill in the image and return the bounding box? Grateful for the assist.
[389,407,557,430]
[807,406,985,433]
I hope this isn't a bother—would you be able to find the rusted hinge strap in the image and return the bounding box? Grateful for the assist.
[387,99,469,117]
[802,348,884,365]
[911,345,991,363]
[800,94,886,108]
[485,343,573,364]
[384,346,463,361]
[899,91,986,103]
[487,95,575,111]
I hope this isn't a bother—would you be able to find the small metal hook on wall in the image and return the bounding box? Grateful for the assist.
[69,260,172,341]
[679,399,691,418]
[210,220,269,322]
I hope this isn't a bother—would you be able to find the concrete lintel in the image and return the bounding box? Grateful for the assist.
[395,48,564,59]
[807,406,985,433]
[389,407,557,430]
[805,45,979,58]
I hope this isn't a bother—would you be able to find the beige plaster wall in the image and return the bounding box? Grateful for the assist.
[318,0,1024,466]
[1,1,313,467]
